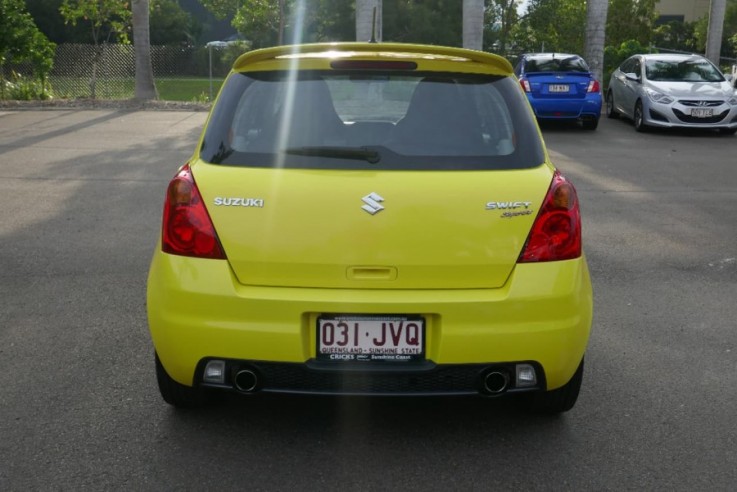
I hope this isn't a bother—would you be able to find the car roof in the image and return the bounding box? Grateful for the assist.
[231,42,514,76]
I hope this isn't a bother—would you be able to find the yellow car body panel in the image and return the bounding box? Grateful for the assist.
[192,160,555,290]
[148,249,591,390]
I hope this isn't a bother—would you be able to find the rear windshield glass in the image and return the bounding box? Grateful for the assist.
[200,70,544,170]
[645,58,725,82]
[525,55,589,73]
[524,55,589,73]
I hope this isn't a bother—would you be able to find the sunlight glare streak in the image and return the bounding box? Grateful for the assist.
[273,0,308,170]
[268,0,308,245]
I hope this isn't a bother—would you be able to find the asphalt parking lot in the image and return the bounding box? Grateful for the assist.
[1,108,736,489]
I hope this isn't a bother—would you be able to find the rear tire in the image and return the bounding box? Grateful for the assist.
[634,100,648,132]
[606,91,619,119]
[155,352,207,408]
[525,358,584,414]
[581,116,599,130]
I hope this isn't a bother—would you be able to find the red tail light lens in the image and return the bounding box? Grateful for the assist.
[520,78,531,92]
[587,80,600,93]
[161,164,226,259]
[519,171,581,263]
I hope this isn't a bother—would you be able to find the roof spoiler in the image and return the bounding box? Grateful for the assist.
[232,42,513,74]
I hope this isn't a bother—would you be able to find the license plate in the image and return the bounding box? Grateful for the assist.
[691,108,713,118]
[317,315,424,362]
[549,84,569,93]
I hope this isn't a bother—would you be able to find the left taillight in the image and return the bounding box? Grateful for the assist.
[518,170,582,263]
[161,164,226,259]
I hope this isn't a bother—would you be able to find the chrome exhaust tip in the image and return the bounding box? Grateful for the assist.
[234,369,258,393]
[482,370,510,395]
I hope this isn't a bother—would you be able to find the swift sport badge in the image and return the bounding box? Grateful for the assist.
[486,200,533,218]
[362,192,384,215]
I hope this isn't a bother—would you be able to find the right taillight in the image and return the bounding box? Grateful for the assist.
[518,170,581,263]
[161,164,226,260]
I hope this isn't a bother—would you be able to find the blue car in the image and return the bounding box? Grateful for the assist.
[515,53,602,130]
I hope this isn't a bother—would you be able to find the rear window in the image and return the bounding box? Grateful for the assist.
[524,55,589,74]
[200,70,544,170]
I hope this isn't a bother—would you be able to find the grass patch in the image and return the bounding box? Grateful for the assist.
[157,78,224,101]
[46,76,225,102]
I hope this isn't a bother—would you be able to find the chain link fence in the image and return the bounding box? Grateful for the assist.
[4,43,249,102]
[14,43,735,100]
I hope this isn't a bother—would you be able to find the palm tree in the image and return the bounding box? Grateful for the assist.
[584,0,609,84]
[705,0,727,65]
[356,0,382,42]
[132,0,157,100]
[463,0,484,50]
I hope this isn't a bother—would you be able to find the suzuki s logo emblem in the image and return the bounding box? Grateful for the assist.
[361,192,384,215]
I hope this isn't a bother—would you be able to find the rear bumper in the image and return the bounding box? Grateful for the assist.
[147,251,593,392]
[197,359,547,396]
[528,95,602,119]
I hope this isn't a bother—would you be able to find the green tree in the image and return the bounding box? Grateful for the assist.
[512,0,657,62]
[606,0,657,49]
[29,0,199,46]
[384,0,462,46]
[60,0,131,45]
[26,0,90,44]
[309,0,355,42]
[201,0,356,48]
[511,0,586,54]
[233,0,284,46]
[1,0,56,99]
[484,0,520,55]
[149,0,202,46]
[59,0,132,98]
[200,0,283,48]
[652,20,698,53]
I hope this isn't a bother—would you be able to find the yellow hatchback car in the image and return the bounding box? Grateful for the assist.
[147,42,593,413]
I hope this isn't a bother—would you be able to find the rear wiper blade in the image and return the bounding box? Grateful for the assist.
[284,146,381,164]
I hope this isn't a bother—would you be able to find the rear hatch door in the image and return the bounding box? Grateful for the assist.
[194,161,553,289]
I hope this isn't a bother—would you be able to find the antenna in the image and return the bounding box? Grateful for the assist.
[369,6,378,43]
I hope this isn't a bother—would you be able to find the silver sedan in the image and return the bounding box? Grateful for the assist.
[607,53,737,134]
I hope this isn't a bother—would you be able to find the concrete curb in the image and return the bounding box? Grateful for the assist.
[0,99,211,112]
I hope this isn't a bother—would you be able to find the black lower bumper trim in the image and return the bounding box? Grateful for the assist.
[197,359,544,396]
